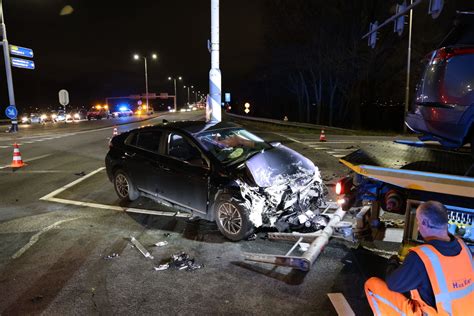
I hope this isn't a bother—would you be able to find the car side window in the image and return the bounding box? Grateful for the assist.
[125,132,138,146]
[168,133,200,161]
[135,131,162,153]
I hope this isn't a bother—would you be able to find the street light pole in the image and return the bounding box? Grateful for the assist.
[168,76,182,111]
[403,0,414,133]
[0,0,17,132]
[144,57,149,114]
[134,53,157,115]
[209,0,222,122]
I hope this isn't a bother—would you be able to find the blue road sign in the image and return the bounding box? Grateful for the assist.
[11,57,35,70]
[10,45,34,58]
[225,93,231,102]
[5,106,18,119]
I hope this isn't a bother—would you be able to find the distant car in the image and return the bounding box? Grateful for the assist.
[112,108,133,118]
[405,46,474,155]
[87,106,110,120]
[73,109,88,120]
[105,121,324,241]
[53,110,66,122]
[22,113,46,124]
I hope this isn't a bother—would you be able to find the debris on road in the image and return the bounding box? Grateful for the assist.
[166,252,203,271]
[74,171,86,176]
[153,264,170,271]
[104,253,119,260]
[163,233,171,238]
[246,233,257,241]
[130,236,154,259]
[154,241,168,247]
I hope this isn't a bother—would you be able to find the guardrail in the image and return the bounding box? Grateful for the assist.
[226,113,354,133]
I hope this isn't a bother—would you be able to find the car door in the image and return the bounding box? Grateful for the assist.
[123,130,164,196]
[157,131,210,214]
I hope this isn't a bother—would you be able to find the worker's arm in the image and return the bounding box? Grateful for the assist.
[385,252,425,292]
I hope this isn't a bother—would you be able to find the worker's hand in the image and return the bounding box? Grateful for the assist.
[385,254,401,276]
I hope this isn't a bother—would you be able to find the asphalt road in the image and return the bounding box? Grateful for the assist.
[0,111,417,315]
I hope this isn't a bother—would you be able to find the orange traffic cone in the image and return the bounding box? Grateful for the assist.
[113,126,118,136]
[10,143,27,168]
[319,129,327,142]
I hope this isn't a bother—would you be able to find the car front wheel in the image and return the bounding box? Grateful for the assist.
[214,194,253,241]
[113,170,139,202]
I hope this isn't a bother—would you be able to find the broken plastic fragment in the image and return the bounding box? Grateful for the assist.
[154,264,170,271]
[104,253,119,260]
[154,241,168,247]
[246,233,257,241]
[299,242,310,252]
[130,236,154,259]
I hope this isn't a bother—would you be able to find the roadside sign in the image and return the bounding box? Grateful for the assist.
[159,93,169,99]
[225,93,231,102]
[59,89,70,106]
[11,57,35,70]
[5,105,18,119]
[10,45,34,58]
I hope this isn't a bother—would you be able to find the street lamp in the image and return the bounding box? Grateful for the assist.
[183,85,194,106]
[133,53,157,114]
[168,76,182,111]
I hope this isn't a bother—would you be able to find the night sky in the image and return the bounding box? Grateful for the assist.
[0,0,265,113]
[2,1,474,127]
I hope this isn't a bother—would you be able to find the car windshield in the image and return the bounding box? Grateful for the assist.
[196,128,272,164]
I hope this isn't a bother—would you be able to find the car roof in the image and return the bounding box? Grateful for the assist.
[136,120,241,135]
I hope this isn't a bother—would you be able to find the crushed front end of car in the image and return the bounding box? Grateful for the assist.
[235,144,326,232]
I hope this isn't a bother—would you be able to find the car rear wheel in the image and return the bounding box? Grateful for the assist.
[214,194,253,241]
[114,170,139,202]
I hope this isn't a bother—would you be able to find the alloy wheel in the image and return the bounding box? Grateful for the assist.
[115,173,129,198]
[217,202,243,235]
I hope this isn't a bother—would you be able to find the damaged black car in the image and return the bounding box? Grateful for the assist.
[105,121,325,240]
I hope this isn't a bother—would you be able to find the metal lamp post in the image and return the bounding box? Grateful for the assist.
[183,85,193,106]
[134,53,157,114]
[168,76,182,111]
[0,0,17,131]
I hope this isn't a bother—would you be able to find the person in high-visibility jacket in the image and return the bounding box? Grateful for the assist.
[365,201,474,315]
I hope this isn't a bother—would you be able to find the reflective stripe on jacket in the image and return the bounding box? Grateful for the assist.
[410,238,474,315]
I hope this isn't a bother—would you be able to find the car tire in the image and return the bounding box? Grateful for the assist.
[113,170,139,202]
[214,194,254,241]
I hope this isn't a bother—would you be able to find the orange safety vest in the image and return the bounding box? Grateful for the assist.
[410,238,474,315]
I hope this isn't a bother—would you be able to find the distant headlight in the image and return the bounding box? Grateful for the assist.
[74,113,80,119]
[52,114,57,119]
[66,114,72,119]
[41,114,47,120]
[22,117,28,123]
[180,109,186,112]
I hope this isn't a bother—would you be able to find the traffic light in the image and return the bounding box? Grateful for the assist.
[394,2,407,36]
[368,21,378,48]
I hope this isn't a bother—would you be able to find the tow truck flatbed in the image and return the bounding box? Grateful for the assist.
[339,142,474,198]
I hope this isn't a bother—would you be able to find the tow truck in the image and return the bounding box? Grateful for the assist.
[336,141,474,257]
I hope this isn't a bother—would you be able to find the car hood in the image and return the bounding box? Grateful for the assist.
[244,144,316,188]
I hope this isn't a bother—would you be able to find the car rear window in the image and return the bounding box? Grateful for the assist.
[444,54,474,104]
[135,131,162,153]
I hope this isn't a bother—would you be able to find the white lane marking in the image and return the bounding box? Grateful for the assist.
[332,154,347,158]
[39,167,105,200]
[274,132,303,144]
[0,154,52,170]
[11,217,80,259]
[39,166,191,218]
[44,197,190,218]
[310,147,330,150]
[0,145,9,148]
[327,293,355,316]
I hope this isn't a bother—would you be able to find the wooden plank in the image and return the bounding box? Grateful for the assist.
[327,293,355,316]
